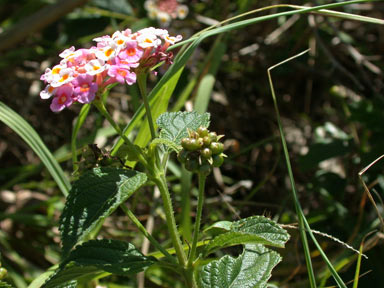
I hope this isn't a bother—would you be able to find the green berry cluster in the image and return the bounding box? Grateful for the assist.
[178,126,225,176]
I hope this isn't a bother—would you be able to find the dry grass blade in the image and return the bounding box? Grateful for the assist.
[358,154,384,231]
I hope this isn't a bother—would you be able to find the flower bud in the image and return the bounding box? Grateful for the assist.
[210,142,224,155]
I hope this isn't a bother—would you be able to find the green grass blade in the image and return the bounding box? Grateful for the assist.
[194,36,227,114]
[71,103,91,171]
[196,2,384,37]
[353,238,365,288]
[268,51,348,288]
[0,102,70,196]
[171,0,382,51]
[267,51,317,288]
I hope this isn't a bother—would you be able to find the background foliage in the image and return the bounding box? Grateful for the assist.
[0,0,383,287]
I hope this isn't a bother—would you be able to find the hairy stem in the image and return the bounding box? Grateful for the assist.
[137,73,156,140]
[187,173,206,268]
[153,173,187,267]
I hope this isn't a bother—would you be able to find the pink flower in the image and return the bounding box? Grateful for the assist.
[72,74,98,103]
[118,40,143,63]
[40,26,182,112]
[108,61,137,85]
[50,84,74,112]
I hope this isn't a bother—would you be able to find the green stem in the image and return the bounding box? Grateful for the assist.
[153,173,187,267]
[120,204,176,264]
[187,173,206,268]
[71,104,91,172]
[93,100,148,168]
[137,73,156,140]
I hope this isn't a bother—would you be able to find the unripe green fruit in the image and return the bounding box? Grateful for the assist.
[197,137,204,148]
[212,154,224,167]
[197,126,209,137]
[208,132,217,142]
[177,149,189,164]
[182,138,200,151]
[199,162,212,176]
[0,267,7,279]
[185,158,199,172]
[181,138,190,149]
[203,136,211,146]
[210,142,224,155]
[201,147,212,159]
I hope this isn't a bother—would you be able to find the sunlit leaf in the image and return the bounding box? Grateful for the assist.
[60,167,147,256]
[198,244,281,288]
[156,111,210,150]
[204,216,289,256]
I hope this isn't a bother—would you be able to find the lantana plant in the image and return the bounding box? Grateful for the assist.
[37,26,289,288]
[0,1,377,287]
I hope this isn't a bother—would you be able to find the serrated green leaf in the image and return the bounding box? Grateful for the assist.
[204,216,289,256]
[198,244,281,288]
[156,111,210,149]
[60,167,147,256]
[204,221,232,236]
[43,240,156,288]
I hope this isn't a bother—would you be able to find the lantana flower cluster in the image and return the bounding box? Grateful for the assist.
[40,27,182,112]
[144,0,188,26]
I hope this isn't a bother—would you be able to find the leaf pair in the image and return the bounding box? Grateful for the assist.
[42,167,151,287]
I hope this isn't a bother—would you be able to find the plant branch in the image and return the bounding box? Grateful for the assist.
[187,173,206,268]
[137,73,157,140]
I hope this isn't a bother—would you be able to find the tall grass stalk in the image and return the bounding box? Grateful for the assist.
[268,50,348,288]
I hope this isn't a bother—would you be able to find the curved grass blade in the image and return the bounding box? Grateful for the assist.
[171,0,383,50]
[0,102,70,196]
[268,51,348,288]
